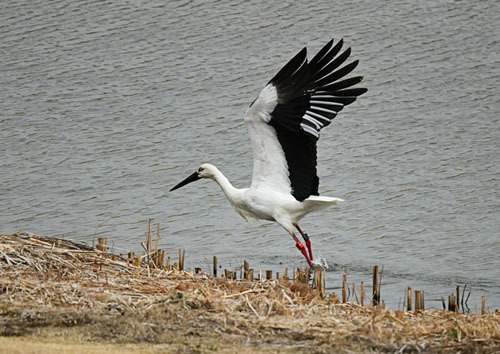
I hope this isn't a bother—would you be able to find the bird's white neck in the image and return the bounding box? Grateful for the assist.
[209,167,241,202]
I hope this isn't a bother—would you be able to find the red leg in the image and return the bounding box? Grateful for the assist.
[294,225,313,261]
[290,231,312,267]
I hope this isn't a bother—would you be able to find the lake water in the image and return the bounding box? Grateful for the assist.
[1,0,499,310]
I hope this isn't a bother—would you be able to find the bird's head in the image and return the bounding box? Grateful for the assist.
[169,163,217,192]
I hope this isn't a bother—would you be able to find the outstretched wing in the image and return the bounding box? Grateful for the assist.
[244,39,367,201]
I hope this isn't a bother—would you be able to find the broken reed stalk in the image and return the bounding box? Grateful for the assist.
[213,256,217,277]
[155,224,159,253]
[240,260,253,281]
[461,284,467,313]
[360,281,365,306]
[136,249,160,263]
[159,250,165,268]
[342,273,347,303]
[314,269,325,299]
[449,295,456,312]
[321,269,326,298]
[243,260,251,280]
[407,287,412,311]
[223,269,237,280]
[181,249,185,271]
[415,290,424,312]
[378,266,384,304]
[97,237,107,252]
[149,220,153,254]
[319,270,324,298]
[457,285,460,312]
[147,219,152,263]
[177,249,185,271]
[313,269,318,288]
[266,270,272,281]
[372,265,379,306]
[353,283,360,305]
[481,296,486,315]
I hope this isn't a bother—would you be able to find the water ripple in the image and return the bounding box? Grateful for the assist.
[1,0,499,309]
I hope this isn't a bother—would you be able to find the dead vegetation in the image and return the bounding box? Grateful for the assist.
[1,232,499,353]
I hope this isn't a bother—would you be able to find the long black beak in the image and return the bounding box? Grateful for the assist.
[169,171,201,192]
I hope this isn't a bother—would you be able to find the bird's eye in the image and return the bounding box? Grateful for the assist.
[198,167,204,173]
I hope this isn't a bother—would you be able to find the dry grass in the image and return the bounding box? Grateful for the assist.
[1,232,499,353]
[0,336,171,354]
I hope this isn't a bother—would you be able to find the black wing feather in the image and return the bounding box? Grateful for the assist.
[315,60,359,87]
[313,47,351,81]
[273,129,319,201]
[310,39,344,72]
[265,39,366,201]
[308,39,333,69]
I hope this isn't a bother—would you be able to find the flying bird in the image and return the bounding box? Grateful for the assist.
[170,39,366,267]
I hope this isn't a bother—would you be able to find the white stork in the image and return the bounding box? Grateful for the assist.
[170,39,366,267]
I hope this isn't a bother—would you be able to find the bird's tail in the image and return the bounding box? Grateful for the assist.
[303,196,343,210]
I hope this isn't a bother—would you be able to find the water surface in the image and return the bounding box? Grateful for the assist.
[1,0,499,309]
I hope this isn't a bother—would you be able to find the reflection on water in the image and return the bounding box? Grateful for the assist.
[1,0,499,309]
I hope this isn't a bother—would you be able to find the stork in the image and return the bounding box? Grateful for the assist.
[170,39,366,267]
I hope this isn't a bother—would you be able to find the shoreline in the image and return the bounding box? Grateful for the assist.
[1,232,499,353]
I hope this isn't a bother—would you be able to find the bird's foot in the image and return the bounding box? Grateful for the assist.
[310,257,329,271]
[295,242,312,267]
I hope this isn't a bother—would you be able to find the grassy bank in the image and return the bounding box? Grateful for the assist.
[0,232,499,353]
